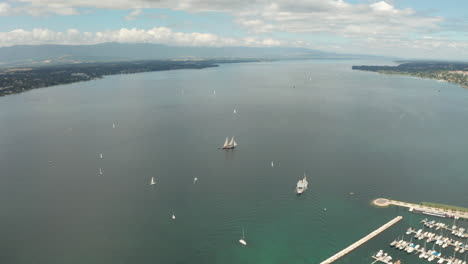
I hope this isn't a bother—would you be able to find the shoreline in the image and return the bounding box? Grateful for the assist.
[0,59,262,97]
[352,62,468,89]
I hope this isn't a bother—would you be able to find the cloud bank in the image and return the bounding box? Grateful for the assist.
[1,0,466,59]
[0,27,282,47]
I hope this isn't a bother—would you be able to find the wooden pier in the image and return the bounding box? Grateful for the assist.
[320,216,403,264]
[373,198,468,220]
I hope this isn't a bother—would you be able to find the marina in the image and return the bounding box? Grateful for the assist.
[421,219,467,239]
[405,227,467,251]
[387,216,467,264]
[320,216,403,264]
[389,238,466,264]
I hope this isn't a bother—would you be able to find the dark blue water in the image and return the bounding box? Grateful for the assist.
[0,60,467,264]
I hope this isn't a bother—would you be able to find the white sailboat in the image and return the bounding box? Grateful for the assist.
[193,177,198,184]
[296,173,308,195]
[239,228,247,246]
[150,177,156,185]
[271,161,274,167]
[99,153,103,159]
[99,168,103,175]
[172,211,176,220]
[221,136,237,149]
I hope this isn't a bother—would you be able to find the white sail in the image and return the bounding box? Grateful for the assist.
[112,123,116,128]
[150,177,156,185]
[271,161,274,167]
[297,180,305,188]
[213,90,216,95]
[233,109,237,114]
[223,137,229,147]
[239,228,247,245]
[233,140,237,147]
[100,153,103,159]
[193,177,198,184]
[99,168,103,175]
[229,137,235,146]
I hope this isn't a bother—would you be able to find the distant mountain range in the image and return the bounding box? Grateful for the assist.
[0,43,388,67]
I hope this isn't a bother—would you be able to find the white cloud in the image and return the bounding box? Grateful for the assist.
[235,1,441,38]
[0,27,284,47]
[124,9,141,21]
[0,2,12,16]
[3,0,465,59]
[370,1,396,12]
[2,1,445,39]
[236,19,275,33]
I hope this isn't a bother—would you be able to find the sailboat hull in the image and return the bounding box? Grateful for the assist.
[222,146,235,149]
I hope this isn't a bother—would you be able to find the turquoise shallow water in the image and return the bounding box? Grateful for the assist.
[0,60,467,263]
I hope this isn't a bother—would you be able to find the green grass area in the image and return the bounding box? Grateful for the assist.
[421,202,468,212]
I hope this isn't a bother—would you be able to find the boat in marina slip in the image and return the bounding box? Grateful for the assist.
[221,137,237,149]
[296,174,308,195]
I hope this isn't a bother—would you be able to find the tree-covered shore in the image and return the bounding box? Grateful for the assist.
[0,59,260,97]
[352,62,468,89]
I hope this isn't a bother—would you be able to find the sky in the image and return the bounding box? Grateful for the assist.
[0,0,467,59]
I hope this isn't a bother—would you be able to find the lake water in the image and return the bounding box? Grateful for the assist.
[0,60,467,264]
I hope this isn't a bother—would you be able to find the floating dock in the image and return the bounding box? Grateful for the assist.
[390,239,466,263]
[373,198,468,220]
[421,218,467,238]
[406,228,467,251]
[320,216,403,264]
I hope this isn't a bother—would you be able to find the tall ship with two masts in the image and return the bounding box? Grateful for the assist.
[296,174,308,195]
[221,137,237,149]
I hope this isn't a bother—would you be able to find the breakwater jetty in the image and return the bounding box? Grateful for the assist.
[320,216,403,264]
[373,198,468,220]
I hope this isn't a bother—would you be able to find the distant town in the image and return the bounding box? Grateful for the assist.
[0,59,260,97]
[352,62,468,89]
